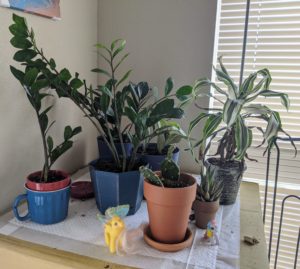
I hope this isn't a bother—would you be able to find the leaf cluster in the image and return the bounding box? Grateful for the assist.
[196,168,223,202]
[189,57,296,163]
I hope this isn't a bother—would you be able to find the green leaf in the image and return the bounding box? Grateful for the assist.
[95,43,111,54]
[189,113,210,134]
[112,40,126,58]
[124,107,137,123]
[116,70,132,87]
[39,113,48,134]
[13,49,37,62]
[91,68,111,77]
[98,85,113,98]
[64,126,72,140]
[50,140,73,165]
[101,92,110,113]
[264,112,281,142]
[111,38,123,51]
[10,36,32,49]
[259,90,290,110]
[239,72,257,98]
[9,24,28,37]
[70,78,83,89]
[47,136,54,152]
[223,99,242,127]
[235,116,252,160]
[164,77,174,96]
[114,53,130,71]
[176,85,193,101]
[203,113,222,139]
[59,68,72,82]
[31,79,49,91]
[10,66,25,83]
[71,126,82,137]
[49,58,56,70]
[24,68,38,86]
[12,14,27,27]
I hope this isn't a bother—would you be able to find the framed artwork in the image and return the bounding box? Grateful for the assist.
[0,0,61,19]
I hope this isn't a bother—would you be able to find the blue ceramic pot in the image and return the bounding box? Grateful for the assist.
[13,185,70,225]
[97,136,133,160]
[141,143,180,171]
[89,159,144,215]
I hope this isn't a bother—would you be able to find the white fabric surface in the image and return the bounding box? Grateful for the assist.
[4,169,240,269]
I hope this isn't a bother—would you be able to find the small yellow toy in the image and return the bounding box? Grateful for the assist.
[97,205,129,254]
[201,219,219,246]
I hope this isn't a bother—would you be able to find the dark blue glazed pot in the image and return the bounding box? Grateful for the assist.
[89,159,144,215]
[97,136,133,160]
[13,185,70,225]
[141,143,180,171]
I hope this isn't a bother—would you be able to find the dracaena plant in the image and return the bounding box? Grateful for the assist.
[10,17,81,182]
[197,168,223,202]
[140,145,188,188]
[189,57,296,163]
[9,14,189,172]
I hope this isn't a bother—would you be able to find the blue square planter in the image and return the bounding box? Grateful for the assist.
[89,159,144,216]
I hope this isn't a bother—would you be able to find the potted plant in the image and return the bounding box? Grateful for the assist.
[189,57,296,205]
[139,82,194,170]
[193,167,223,229]
[140,145,197,245]
[9,14,189,215]
[9,14,81,224]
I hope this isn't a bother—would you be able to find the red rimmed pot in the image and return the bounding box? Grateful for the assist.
[144,172,197,244]
[26,170,71,191]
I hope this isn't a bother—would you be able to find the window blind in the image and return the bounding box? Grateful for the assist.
[212,0,300,268]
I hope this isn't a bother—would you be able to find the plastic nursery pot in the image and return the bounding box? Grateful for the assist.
[26,170,71,191]
[144,172,197,244]
[89,159,144,216]
[97,136,133,160]
[13,184,70,225]
[193,199,219,229]
[141,143,180,171]
[205,158,246,205]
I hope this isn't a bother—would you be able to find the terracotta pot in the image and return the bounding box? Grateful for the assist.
[193,199,219,229]
[144,173,197,244]
[26,170,71,191]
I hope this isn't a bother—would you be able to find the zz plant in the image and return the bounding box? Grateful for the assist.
[10,14,81,182]
[189,57,296,163]
[9,14,189,172]
[140,145,187,188]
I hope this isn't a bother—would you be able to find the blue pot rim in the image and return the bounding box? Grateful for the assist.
[25,184,71,193]
[89,159,144,175]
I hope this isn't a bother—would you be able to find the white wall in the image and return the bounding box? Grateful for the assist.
[0,0,99,214]
[98,0,217,173]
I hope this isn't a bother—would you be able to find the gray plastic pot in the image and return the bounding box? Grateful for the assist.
[205,158,246,205]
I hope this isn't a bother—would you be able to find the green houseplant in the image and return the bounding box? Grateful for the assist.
[193,167,223,228]
[9,14,190,215]
[10,14,81,224]
[189,57,296,205]
[140,146,197,246]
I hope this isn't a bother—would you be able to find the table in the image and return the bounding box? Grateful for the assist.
[0,170,268,269]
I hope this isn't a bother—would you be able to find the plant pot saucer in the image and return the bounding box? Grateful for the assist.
[143,224,193,252]
[70,181,94,199]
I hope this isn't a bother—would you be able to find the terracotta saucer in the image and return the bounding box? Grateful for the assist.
[71,181,94,199]
[143,225,193,252]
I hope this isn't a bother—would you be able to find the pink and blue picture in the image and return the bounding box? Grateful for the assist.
[0,0,61,19]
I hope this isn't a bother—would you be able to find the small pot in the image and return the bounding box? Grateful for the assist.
[97,136,133,160]
[141,143,180,171]
[144,173,196,244]
[89,159,144,216]
[26,170,71,191]
[205,158,246,205]
[193,199,219,229]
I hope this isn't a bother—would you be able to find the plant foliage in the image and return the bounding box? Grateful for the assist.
[10,14,82,182]
[189,57,296,163]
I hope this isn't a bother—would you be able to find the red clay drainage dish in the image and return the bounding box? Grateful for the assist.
[71,181,94,200]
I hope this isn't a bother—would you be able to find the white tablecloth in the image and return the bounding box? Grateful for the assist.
[0,168,240,269]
